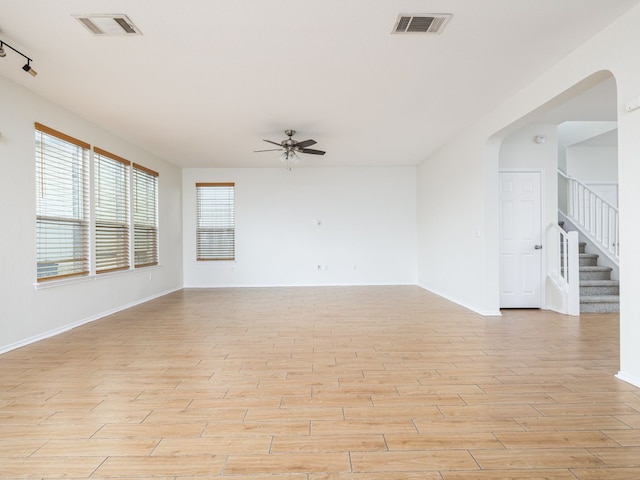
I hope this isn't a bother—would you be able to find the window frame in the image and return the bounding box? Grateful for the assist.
[35,123,90,282]
[93,147,131,274]
[196,182,236,261]
[133,163,159,268]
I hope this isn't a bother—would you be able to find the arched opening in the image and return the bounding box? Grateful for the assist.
[491,71,618,314]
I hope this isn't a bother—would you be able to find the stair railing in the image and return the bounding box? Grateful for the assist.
[558,170,619,264]
[549,223,580,316]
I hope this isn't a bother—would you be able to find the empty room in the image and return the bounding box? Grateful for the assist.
[2,1,640,478]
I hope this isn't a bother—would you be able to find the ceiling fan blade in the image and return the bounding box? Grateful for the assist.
[254,148,283,152]
[299,148,325,155]
[262,139,282,147]
[296,139,317,148]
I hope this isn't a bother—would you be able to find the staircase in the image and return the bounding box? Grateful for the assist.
[557,171,620,314]
[558,221,619,314]
[578,241,620,313]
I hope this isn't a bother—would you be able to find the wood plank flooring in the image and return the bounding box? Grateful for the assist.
[1,285,639,479]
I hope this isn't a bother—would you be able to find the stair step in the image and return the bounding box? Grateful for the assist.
[581,286,620,296]
[581,294,620,303]
[580,279,619,296]
[579,242,586,254]
[579,266,613,281]
[579,253,599,267]
[581,279,619,286]
[580,294,620,313]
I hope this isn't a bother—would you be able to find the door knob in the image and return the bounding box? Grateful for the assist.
[534,244,542,250]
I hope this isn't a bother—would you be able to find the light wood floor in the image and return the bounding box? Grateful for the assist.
[1,286,639,479]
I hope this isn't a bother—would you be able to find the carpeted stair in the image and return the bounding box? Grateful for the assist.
[559,221,619,314]
[577,241,620,313]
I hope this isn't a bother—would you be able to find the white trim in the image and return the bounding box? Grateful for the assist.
[418,283,502,317]
[183,282,417,289]
[0,286,181,355]
[616,371,640,389]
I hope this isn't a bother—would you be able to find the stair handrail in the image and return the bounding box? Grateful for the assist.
[549,223,580,316]
[557,169,619,264]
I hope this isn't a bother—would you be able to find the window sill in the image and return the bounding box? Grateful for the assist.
[34,265,162,290]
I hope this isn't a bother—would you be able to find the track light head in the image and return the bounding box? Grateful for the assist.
[22,63,37,76]
[0,44,6,58]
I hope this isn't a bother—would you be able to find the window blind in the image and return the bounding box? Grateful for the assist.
[94,147,130,273]
[35,123,90,281]
[133,163,159,267]
[196,183,235,261]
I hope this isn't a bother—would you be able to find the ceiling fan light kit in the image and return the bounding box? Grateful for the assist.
[255,129,326,170]
[279,150,301,171]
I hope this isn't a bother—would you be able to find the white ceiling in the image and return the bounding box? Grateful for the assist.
[1,0,638,168]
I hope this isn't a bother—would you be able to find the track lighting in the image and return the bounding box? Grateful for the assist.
[22,62,37,76]
[0,40,37,77]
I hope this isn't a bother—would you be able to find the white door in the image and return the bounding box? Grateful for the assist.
[499,171,542,308]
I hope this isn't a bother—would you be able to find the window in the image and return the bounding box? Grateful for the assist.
[94,148,130,273]
[133,164,159,267]
[35,123,90,281]
[196,183,235,260]
[35,123,159,282]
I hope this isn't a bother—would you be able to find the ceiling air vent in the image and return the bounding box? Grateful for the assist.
[392,14,452,34]
[73,14,142,36]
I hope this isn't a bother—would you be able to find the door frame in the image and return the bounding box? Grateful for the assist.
[498,168,546,309]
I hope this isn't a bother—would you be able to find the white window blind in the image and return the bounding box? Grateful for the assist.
[196,183,235,261]
[133,164,159,267]
[94,147,130,273]
[35,123,90,281]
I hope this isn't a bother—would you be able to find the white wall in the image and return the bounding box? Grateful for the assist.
[417,5,640,386]
[417,133,492,314]
[557,121,617,173]
[183,167,417,287]
[567,145,618,183]
[0,76,183,353]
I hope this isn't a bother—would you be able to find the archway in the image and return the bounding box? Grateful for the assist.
[488,71,618,314]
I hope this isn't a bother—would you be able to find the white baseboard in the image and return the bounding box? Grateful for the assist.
[616,371,640,389]
[417,284,502,317]
[0,287,181,355]
[183,281,417,289]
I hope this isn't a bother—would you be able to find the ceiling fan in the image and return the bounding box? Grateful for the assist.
[255,130,325,169]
